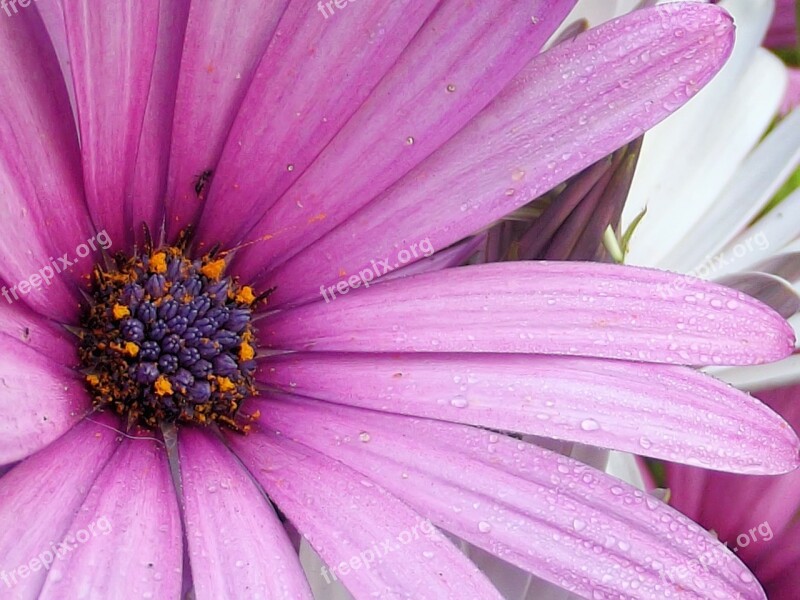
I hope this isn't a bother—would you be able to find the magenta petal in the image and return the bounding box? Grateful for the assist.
[0,340,89,465]
[262,262,794,366]
[36,0,76,113]
[765,0,798,49]
[0,8,96,322]
[0,415,121,598]
[258,396,767,600]
[164,0,289,238]
[127,0,192,246]
[226,428,503,599]
[262,3,735,304]
[179,429,313,599]
[63,0,161,246]
[197,0,444,247]
[0,300,77,365]
[221,0,576,273]
[39,437,183,599]
[260,352,800,474]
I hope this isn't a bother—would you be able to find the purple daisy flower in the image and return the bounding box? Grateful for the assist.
[0,1,798,599]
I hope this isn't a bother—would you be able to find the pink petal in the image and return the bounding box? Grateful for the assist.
[212,0,576,265]
[0,415,121,598]
[164,0,289,238]
[262,262,794,366]
[178,428,313,599]
[196,0,446,247]
[35,0,76,115]
[260,352,800,474]
[380,235,486,283]
[0,339,90,465]
[0,7,96,323]
[717,272,800,319]
[667,384,800,564]
[765,0,798,49]
[0,300,77,365]
[257,395,767,599]
[39,437,183,599]
[226,428,503,599]
[63,0,161,246]
[780,67,800,117]
[128,0,192,246]
[261,3,735,303]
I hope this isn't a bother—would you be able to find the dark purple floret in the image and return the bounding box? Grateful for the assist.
[79,247,263,431]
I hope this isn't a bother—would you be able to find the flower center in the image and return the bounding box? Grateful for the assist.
[79,244,260,431]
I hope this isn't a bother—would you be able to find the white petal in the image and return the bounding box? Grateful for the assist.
[623,0,781,266]
[662,103,800,273]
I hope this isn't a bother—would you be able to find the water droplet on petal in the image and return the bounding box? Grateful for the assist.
[580,419,600,431]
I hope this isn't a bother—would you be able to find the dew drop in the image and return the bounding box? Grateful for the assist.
[580,419,600,431]
[450,396,469,408]
[478,521,492,533]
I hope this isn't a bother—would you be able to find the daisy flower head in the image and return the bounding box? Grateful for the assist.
[0,2,797,599]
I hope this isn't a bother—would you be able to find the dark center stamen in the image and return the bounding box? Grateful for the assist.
[79,246,260,431]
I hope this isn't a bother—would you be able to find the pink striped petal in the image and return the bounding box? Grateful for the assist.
[0,7,95,322]
[260,352,800,474]
[262,3,735,303]
[35,0,76,114]
[226,429,503,599]
[0,339,90,465]
[717,272,800,319]
[262,262,794,366]
[0,415,121,598]
[127,0,192,246]
[178,428,313,599]
[0,300,77,365]
[667,385,800,564]
[164,0,289,238]
[220,0,576,271]
[63,0,160,246]
[39,437,183,599]
[255,396,767,600]
[196,0,445,248]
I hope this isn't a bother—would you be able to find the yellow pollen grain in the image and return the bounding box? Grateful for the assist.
[112,304,130,320]
[201,259,226,280]
[235,286,256,304]
[239,340,255,361]
[124,342,139,357]
[217,376,236,392]
[86,374,100,386]
[150,252,168,274]
[154,376,173,396]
